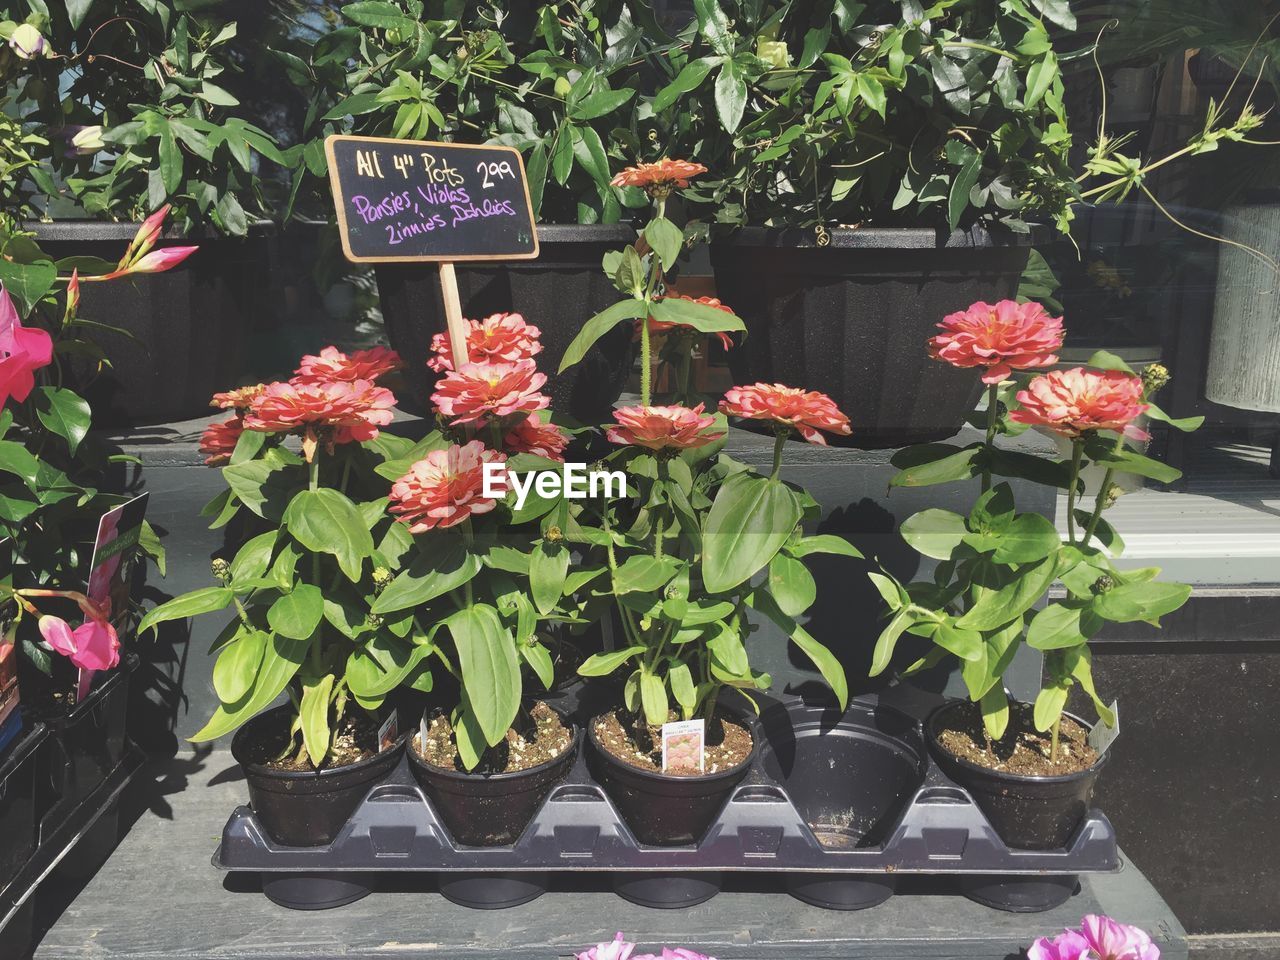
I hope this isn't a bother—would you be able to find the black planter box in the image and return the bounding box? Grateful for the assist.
[27,652,137,847]
[0,720,45,894]
[215,687,1118,914]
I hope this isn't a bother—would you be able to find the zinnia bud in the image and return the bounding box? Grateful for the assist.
[372,567,393,594]
[9,24,48,59]
[1141,363,1170,394]
[365,613,384,629]
[1090,575,1115,596]
[544,525,563,543]
[211,558,232,583]
[1104,483,1123,509]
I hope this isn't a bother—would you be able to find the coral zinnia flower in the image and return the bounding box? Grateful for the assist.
[200,416,243,466]
[244,378,396,459]
[720,383,851,445]
[0,284,53,405]
[211,383,267,411]
[610,159,708,193]
[427,312,543,373]
[431,359,550,426]
[637,295,735,351]
[928,300,1064,384]
[1010,368,1149,440]
[389,440,508,533]
[504,415,569,461]
[606,403,723,451]
[295,345,402,383]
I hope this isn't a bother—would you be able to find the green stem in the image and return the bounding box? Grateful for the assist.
[309,450,320,492]
[981,382,999,493]
[770,431,786,481]
[1050,716,1061,763]
[677,338,692,404]
[461,520,475,607]
[1082,466,1116,549]
[1066,439,1084,544]
[489,419,504,452]
[639,310,652,407]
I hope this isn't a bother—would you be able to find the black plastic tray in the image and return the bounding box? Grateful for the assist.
[214,687,1120,913]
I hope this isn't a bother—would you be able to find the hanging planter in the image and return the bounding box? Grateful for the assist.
[711,226,1032,449]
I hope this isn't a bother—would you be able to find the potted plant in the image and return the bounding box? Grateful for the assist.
[2,5,291,425]
[555,159,859,849]
[868,298,1201,851]
[286,2,677,422]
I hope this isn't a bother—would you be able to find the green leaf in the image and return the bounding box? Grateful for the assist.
[223,457,299,521]
[139,586,233,635]
[1145,402,1203,433]
[714,61,747,132]
[229,531,277,584]
[648,296,745,335]
[0,259,57,313]
[869,608,913,677]
[980,685,1009,739]
[342,1,418,30]
[1091,581,1191,624]
[614,554,680,594]
[639,670,669,726]
[347,631,434,698]
[644,217,684,272]
[991,514,1062,564]
[1033,680,1070,733]
[0,440,40,488]
[901,509,968,559]
[654,57,715,111]
[935,622,985,662]
[1030,0,1076,30]
[956,557,1057,631]
[669,661,696,713]
[529,542,569,615]
[558,300,647,373]
[300,673,335,767]
[702,473,802,593]
[522,642,555,690]
[890,444,981,487]
[785,534,863,559]
[267,584,324,640]
[570,125,610,185]
[748,590,848,708]
[212,628,267,703]
[573,87,635,120]
[1027,603,1092,650]
[34,387,92,455]
[579,645,647,676]
[767,552,816,618]
[1025,51,1058,109]
[948,149,982,232]
[1093,448,1181,484]
[450,604,521,747]
[189,632,312,743]
[372,537,481,614]
[284,488,374,582]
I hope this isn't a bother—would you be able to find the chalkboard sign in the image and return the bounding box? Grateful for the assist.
[325,135,539,263]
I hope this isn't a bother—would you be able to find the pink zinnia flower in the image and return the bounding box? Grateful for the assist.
[1009,368,1149,441]
[211,383,267,411]
[244,378,396,459]
[719,383,851,445]
[1028,931,1092,960]
[606,402,723,451]
[639,295,735,351]
[0,284,53,405]
[928,299,1064,384]
[610,159,707,191]
[1079,915,1161,960]
[39,615,120,672]
[503,415,568,461]
[576,934,636,960]
[389,440,507,533]
[295,345,402,383]
[200,416,243,466]
[428,312,542,373]
[431,359,549,426]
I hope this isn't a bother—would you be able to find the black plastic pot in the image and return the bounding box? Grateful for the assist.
[927,702,1110,851]
[407,704,580,848]
[437,872,550,910]
[0,721,44,894]
[375,224,636,423]
[710,226,1033,448]
[760,698,926,909]
[612,871,722,909]
[586,711,758,848]
[231,705,406,847]
[29,220,274,427]
[262,872,376,910]
[27,651,136,846]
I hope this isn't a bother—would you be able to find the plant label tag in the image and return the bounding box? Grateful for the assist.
[1088,701,1121,755]
[419,712,430,752]
[378,712,399,753]
[86,493,150,611]
[661,719,705,774]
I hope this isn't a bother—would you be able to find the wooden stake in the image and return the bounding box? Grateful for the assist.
[439,261,470,368]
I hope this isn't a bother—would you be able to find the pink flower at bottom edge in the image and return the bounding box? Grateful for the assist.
[576,933,635,960]
[1027,930,1092,960]
[1080,915,1161,960]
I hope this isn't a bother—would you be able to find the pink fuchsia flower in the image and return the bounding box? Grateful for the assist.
[576,933,636,960]
[1079,915,1161,960]
[244,378,396,460]
[928,299,1064,384]
[719,383,851,445]
[428,313,543,374]
[1028,930,1092,960]
[607,402,723,451]
[1009,368,1150,441]
[0,283,53,405]
[503,414,568,461]
[610,159,708,192]
[295,345,402,384]
[638,295,735,351]
[38,615,120,672]
[431,359,549,426]
[200,416,243,466]
[211,383,267,411]
[389,440,508,533]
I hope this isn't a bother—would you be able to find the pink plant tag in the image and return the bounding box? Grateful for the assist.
[661,719,704,774]
[75,667,94,704]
